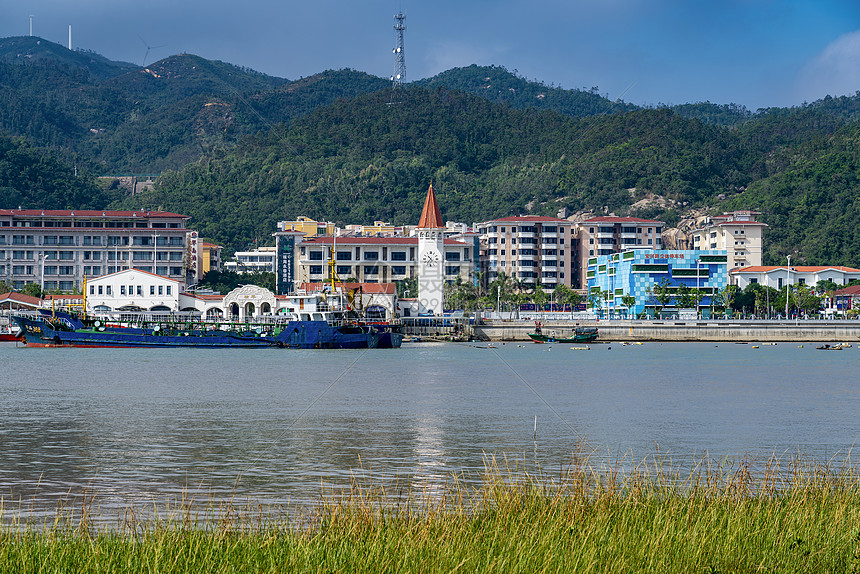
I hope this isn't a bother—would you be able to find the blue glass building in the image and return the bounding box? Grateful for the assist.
[586,250,728,318]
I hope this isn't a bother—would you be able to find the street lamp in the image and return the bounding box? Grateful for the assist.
[785,255,791,318]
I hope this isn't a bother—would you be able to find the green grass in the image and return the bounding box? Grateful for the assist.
[3,456,860,573]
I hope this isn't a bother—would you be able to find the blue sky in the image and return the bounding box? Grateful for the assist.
[2,0,860,110]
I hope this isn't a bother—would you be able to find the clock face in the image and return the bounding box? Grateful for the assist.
[422,250,440,266]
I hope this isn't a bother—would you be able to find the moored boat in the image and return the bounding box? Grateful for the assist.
[12,309,389,349]
[0,324,22,342]
[528,326,598,344]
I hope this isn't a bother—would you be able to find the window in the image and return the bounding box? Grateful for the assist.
[391,251,406,261]
[58,251,74,260]
[158,285,163,295]
[169,252,182,261]
[445,265,460,275]
[58,236,74,246]
[106,286,111,295]
[166,286,171,295]
[169,267,182,276]
[150,285,156,295]
[309,251,323,261]
[121,285,126,295]
[392,266,406,275]
[58,266,74,275]
[309,265,323,275]
[136,286,142,296]
[98,285,103,295]
[446,252,460,261]
[42,236,58,245]
[336,251,352,261]
[750,278,758,284]
[363,266,379,275]
[337,265,352,276]
[168,237,183,246]
[364,251,379,261]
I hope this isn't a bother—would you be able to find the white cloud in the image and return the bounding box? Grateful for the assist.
[796,30,860,103]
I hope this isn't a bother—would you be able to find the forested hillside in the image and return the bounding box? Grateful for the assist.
[4,36,860,266]
[0,134,121,209]
[111,89,750,251]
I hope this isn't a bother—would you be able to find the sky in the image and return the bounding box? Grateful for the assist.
[2,0,860,110]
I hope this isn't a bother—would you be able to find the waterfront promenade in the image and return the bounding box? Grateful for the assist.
[473,318,860,342]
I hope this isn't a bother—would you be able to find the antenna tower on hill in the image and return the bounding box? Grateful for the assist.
[391,11,406,88]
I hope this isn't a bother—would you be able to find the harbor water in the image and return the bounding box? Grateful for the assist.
[1,340,858,519]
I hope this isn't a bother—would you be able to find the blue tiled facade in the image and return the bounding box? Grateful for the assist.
[586,250,729,317]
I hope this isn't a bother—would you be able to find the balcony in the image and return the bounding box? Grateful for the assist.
[541,261,558,270]
[540,231,557,239]
[517,231,535,239]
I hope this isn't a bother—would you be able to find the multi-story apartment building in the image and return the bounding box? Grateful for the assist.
[293,236,475,285]
[477,216,575,290]
[689,210,766,269]
[576,216,665,289]
[0,209,190,291]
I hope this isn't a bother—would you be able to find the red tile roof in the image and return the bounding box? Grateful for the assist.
[182,293,225,301]
[417,184,444,229]
[0,292,43,306]
[732,266,860,274]
[0,209,189,218]
[706,221,768,227]
[88,268,183,283]
[484,216,571,223]
[582,216,665,224]
[835,285,860,296]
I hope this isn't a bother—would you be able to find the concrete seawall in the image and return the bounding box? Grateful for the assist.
[473,320,860,342]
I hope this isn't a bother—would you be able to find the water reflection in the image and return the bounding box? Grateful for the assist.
[1,341,859,521]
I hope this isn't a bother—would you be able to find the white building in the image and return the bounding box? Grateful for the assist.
[689,211,767,269]
[731,265,860,290]
[86,268,183,314]
[224,246,277,274]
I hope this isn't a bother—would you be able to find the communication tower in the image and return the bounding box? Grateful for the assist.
[391,12,406,88]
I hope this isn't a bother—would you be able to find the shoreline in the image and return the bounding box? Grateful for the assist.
[473,319,860,342]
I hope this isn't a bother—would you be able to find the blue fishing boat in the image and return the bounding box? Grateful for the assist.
[12,309,388,349]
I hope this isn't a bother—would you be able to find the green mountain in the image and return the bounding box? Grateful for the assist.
[110,89,747,251]
[0,36,137,79]
[5,37,860,267]
[416,64,637,117]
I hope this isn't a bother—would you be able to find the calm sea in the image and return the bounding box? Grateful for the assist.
[1,340,858,518]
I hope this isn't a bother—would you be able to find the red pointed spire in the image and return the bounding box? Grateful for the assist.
[417,183,444,229]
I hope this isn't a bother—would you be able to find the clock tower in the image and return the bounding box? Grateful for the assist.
[417,183,445,315]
